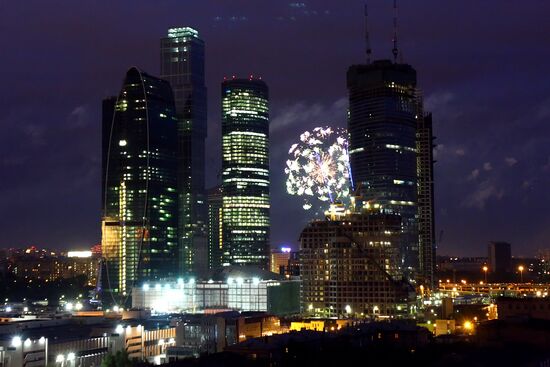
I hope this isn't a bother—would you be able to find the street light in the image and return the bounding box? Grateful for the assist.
[463,321,473,335]
[345,305,352,316]
[482,266,488,283]
[518,265,524,283]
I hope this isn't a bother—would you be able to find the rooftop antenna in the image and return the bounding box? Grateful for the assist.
[364,2,372,64]
[392,0,399,63]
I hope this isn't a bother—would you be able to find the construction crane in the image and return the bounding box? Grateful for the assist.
[392,0,399,63]
[364,2,372,64]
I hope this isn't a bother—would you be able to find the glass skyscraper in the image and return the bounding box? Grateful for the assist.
[347,60,422,281]
[160,27,207,275]
[101,67,179,305]
[221,78,270,268]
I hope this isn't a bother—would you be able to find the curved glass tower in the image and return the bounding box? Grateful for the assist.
[221,78,270,268]
[101,67,178,304]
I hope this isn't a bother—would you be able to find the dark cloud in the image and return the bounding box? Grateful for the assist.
[0,0,549,256]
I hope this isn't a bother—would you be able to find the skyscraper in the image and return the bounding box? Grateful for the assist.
[221,78,270,268]
[417,113,436,287]
[347,60,423,282]
[101,67,179,304]
[207,186,223,271]
[160,27,207,274]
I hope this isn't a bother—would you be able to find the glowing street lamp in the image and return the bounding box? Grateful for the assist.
[518,265,524,283]
[463,320,473,334]
[345,305,352,315]
[482,266,488,283]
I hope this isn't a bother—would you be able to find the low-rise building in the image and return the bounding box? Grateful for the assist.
[167,312,285,360]
[497,297,550,320]
[0,316,176,367]
[132,274,300,316]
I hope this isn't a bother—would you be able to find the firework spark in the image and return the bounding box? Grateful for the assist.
[285,127,353,211]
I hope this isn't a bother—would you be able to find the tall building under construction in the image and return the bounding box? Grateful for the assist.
[346,4,436,287]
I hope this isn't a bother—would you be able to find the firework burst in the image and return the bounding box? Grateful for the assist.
[285,127,353,211]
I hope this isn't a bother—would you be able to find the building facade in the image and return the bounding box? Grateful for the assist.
[221,78,270,268]
[0,318,178,367]
[160,27,208,275]
[207,186,223,271]
[132,278,300,316]
[270,247,291,275]
[488,241,512,275]
[347,59,434,285]
[299,206,411,317]
[8,248,99,286]
[169,312,284,359]
[101,67,179,304]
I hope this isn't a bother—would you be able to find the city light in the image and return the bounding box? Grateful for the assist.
[463,321,474,333]
[67,353,75,361]
[67,251,92,258]
[11,336,22,347]
[115,325,124,334]
[56,355,65,363]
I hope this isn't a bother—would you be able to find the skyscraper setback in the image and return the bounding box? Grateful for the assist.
[101,67,179,303]
[221,78,270,268]
[160,27,208,274]
[347,60,435,286]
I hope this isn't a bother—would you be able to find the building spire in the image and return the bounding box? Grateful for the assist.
[365,2,372,64]
[392,0,399,63]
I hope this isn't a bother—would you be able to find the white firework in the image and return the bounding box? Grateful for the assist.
[285,127,353,211]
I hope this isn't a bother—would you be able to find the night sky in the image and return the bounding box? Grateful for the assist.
[1,1,549,257]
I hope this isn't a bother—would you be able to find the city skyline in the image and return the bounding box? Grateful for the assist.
[1,1,549,257]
